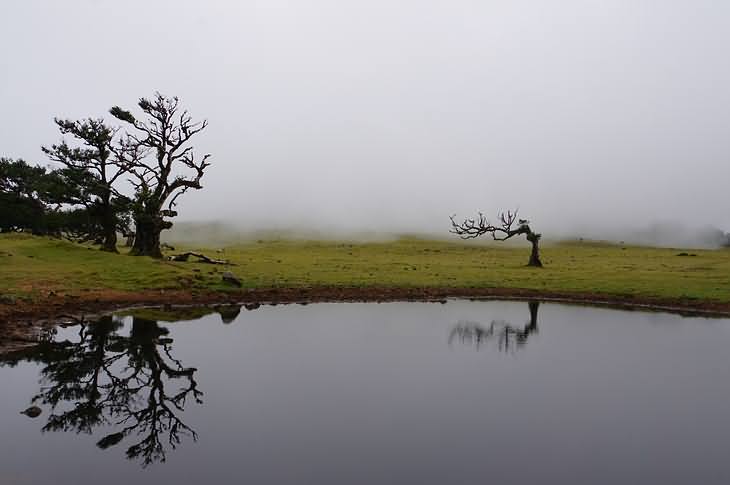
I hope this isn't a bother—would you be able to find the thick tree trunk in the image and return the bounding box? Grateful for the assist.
[527,233,543,267]
[100,210,118,253]
[130,212,170,259]
[99,194,118,253]
[100,229,118,253]
[131,234,161,258]
[131,222,162,258]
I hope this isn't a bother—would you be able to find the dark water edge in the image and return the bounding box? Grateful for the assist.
[2,300,730,485]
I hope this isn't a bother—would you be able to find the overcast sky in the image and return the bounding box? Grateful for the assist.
[1,0,729,239]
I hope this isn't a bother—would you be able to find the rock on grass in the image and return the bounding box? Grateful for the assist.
[222,272,242,287]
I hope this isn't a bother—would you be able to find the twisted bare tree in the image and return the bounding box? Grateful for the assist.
[110,93,211,258]
[450,209,543,267]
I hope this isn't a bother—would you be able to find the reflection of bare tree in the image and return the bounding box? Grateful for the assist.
[0,314,202,467]
[449,302,540,352]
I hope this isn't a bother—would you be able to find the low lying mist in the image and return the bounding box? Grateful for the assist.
[4,1,730,250]
[163,221,405,247]
[165,219,730,250]
[561,222,730,250]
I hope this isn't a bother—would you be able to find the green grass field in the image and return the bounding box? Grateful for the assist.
[1,233,729,303]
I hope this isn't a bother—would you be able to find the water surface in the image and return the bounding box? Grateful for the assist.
[2,301,729,485]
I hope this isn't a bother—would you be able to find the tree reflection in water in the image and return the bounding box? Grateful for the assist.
[449,302,540,352]
[0,308,239,467]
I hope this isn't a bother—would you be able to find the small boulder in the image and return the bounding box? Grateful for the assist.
[222,272,242,287]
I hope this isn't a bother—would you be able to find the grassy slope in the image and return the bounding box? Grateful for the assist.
[1,233,729,303]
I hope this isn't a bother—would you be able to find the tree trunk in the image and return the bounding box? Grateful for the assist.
[526,233,543,267]
[130,212,170,259]
[131,221,162,258]
[100,229,118,253]
[100,211,118,253]
[99,194,118,253]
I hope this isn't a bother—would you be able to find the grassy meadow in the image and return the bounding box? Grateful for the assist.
[1,233,729,304]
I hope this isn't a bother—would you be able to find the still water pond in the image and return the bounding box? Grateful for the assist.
[2,301,730,485]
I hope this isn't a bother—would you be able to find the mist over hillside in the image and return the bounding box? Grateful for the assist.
[3,1,730,241]
[162,221,403,246]
[164,219,730,250]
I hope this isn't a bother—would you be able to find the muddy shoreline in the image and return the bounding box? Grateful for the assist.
[2,286,730,355]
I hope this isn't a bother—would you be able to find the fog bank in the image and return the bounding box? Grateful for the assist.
[164,219,730,250]
[2,1,729,240]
